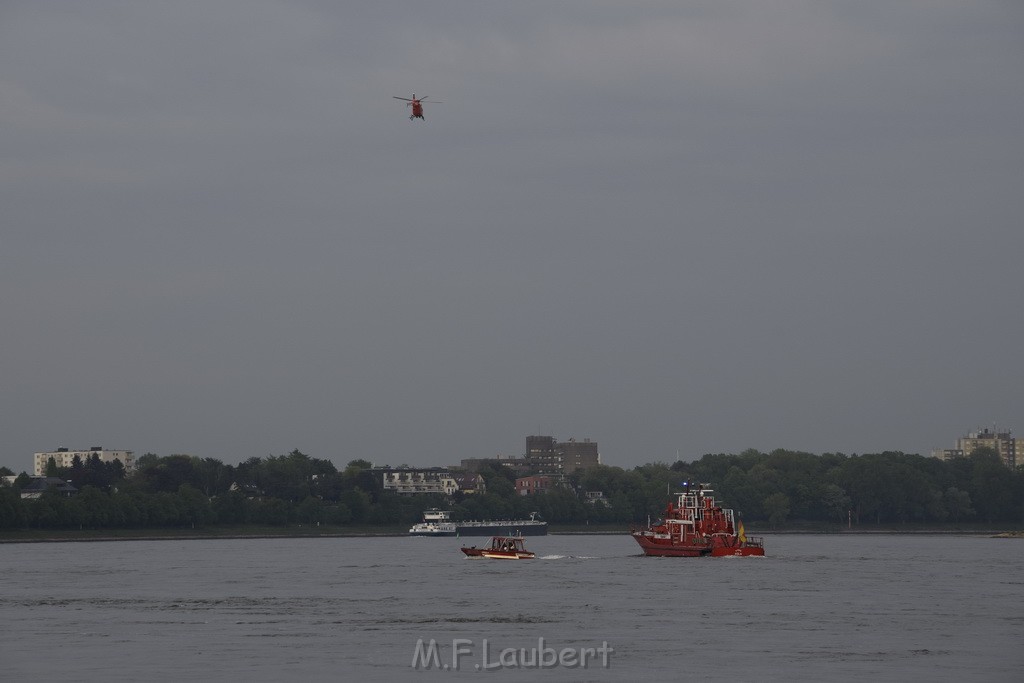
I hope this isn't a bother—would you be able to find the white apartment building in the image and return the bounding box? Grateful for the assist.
[379,468,458,496]
[34,446,135,476]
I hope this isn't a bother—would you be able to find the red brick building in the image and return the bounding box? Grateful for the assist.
[515,475,554,496]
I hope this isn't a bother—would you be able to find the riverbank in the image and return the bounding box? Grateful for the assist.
[2,523,1020,543]
[0,525,406,543]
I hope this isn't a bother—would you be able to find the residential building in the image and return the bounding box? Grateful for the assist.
[33,446,135,476]
[458,456,531,476]
[379,468,458,496]
[932,427,1019,468]
[524,435,600,475]
[561,438,600,474]
[15,476,78,499]
[460,436,601,477]
[516,475,554,496]
[525,436,562,474]
[451,472,486,495]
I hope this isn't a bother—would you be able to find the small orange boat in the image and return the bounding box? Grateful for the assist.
[461,535,536,560]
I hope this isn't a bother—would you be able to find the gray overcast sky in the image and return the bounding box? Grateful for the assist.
[2,1,1022,471]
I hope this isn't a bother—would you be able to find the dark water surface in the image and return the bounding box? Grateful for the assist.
[1,534,1021,681]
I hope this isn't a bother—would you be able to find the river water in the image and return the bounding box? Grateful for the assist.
[1,533,1021,682]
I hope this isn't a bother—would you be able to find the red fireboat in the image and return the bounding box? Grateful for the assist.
[631,482,765,557]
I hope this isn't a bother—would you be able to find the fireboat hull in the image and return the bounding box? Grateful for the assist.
[710,545,765,557]
[632,534,709,556]
[632,531,765,557]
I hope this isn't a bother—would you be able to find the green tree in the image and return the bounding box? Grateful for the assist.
[763,492,790,529]
[324,503,352,525]
[71,486,114,528]
[134,455,201,493]
[0,487,26,529]
[340,489,371,522]
[192,457,234,496]
[967,449,1015,523]
[296,496,326,524]
[146,492,185,526]
[134,453,161,470]
[109,491,144,527]
[27,495,62,528]
[255,450,338,501]
[250,498,293,525]
[177,484,214,527]
[942,487,973,523]
[477,465,515,498]
[820,483,851,524]
[212,490,250,524]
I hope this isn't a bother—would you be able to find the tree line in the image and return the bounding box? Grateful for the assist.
[1,447,1021,531]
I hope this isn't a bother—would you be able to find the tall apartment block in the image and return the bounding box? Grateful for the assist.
[524,435,600,475]
[34,447,135,476]
[932,428,1018,468]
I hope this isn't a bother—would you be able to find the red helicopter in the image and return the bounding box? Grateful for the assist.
[393,94,440,120]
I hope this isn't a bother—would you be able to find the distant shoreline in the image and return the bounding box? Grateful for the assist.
[1,526,1020,544]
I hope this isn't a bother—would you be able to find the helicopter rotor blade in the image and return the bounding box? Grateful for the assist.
[393,96,412,101]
